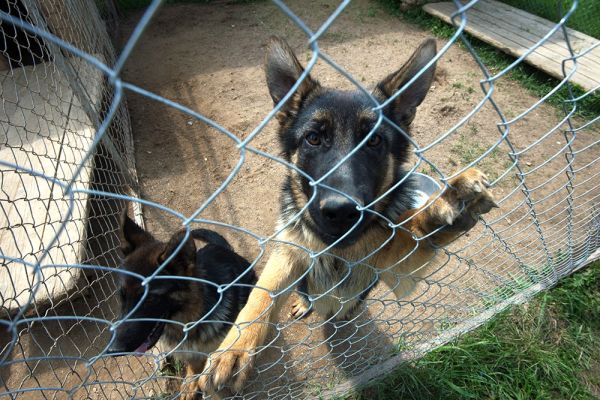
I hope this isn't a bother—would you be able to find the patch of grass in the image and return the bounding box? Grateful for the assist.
[487,250,574,306]
[159,356,185,377]
[377,1,600,121]
[449,130,512,183]
[451,81,475,96]
[418,163,435,176]
[349,261,600,400]
[356,3,380,23]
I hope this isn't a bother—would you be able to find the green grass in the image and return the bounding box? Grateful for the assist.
[500,0,600,39]
[349,261,600,400]
[449,129,509,180]
[159,356,185,377]
[378,1,600,121]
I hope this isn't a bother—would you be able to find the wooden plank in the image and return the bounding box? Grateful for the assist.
[426,3,599,89]
[472,0,600,67]
[423,0,600,92]
[461,5,600,82]
[0,56,103,316]
[423,2,600,86]
[477,0,600,57]
[424,1,600,88]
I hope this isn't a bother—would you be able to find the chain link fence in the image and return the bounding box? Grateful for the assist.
[0,0,599,399]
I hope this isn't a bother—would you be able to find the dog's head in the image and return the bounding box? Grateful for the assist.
[265,37,437,246]
[107,211,197,355]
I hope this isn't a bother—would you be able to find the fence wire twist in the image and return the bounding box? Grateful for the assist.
[0,0,599,399]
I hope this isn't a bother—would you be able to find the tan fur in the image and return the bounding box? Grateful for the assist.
[287,169,309,219]
[199,168,496,393]
[199,37,492,394]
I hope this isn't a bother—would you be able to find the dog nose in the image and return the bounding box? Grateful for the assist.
[320,196,360,228]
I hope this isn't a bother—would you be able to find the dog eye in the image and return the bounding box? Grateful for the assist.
[367,134,382,147]
[305,132,322,146]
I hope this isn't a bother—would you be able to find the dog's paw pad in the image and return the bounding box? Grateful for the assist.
[200,349,254,394]
[428,168,498,232]
[450,168,491,200]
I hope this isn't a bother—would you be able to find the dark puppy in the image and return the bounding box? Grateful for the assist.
[108,212,256,399]
[200,37,497,392]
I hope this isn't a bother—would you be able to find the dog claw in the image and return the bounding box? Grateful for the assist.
[445,214,453,226]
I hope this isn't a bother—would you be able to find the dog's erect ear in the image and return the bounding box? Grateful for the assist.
[373,39,437,128]
[119,209,153,255]
[158,230,197,275]
[265,36,320,118]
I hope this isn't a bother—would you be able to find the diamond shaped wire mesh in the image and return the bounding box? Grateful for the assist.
[0,0,598,399]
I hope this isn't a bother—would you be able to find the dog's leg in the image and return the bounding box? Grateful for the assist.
[379,168,496,299]
[199,244,305,393]
[290,277,313,320]
[413,168,497,246]
[180,358,206,400]
[290,295,312,320]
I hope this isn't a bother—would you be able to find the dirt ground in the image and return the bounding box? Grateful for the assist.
[3,0,598,398]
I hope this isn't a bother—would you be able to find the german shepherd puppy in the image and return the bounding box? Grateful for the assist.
[200,37,497,393]
[108,212,256,399]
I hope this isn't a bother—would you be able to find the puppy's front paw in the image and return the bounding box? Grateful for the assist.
[199,348,254,394]
[428,168,498,232]
[180,378,202,400]
[290,296,312,320]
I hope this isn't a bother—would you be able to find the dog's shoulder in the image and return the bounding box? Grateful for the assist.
[195,243,255,286]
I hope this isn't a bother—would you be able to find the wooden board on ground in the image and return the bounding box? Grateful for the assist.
[423,0,600,92]
[0,57,104,316]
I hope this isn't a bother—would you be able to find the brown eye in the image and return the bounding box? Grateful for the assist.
[367,134,382,147]
[305,132,321,146]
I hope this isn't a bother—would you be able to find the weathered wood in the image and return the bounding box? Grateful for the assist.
[457,6,599,82]
[423,0,600,92]
[0,57,103,316]
[466,0,600,76]
[472,0,600,64]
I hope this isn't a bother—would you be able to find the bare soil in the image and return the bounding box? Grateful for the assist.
[3,0,598,398]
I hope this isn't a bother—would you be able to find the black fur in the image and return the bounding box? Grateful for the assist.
[267,37,436,247]
[108,215,256,357]
[192,228,233,251]
[265,36,437,317]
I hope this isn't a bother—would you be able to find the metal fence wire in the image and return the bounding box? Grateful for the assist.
[0,0,598,398]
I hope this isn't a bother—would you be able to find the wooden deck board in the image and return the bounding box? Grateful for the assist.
[459,7,599,82]
[423,0,600,92]
[0,57,104,315]
[471,0,600,64]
